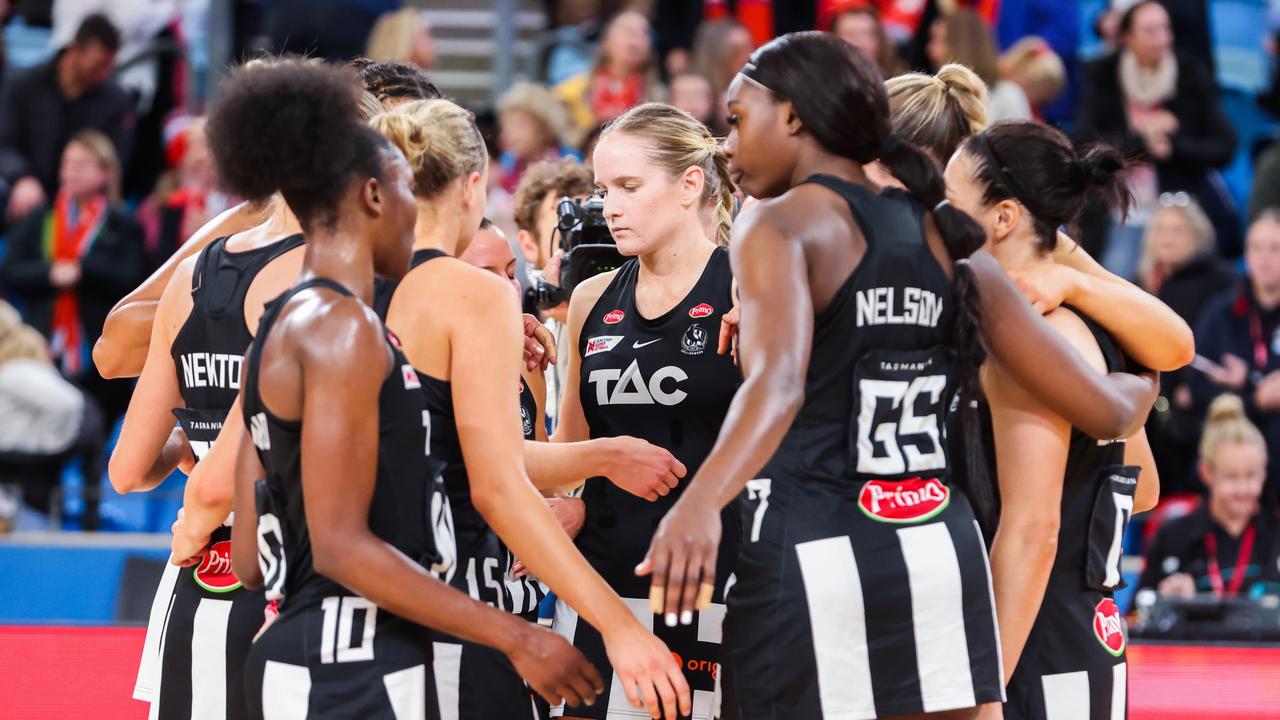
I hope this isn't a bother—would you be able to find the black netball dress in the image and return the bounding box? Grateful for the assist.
[720,176,1003,719]
[134,233,302,720]
[554,245,741,720]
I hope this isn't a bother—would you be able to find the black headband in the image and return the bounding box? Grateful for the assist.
[966,132,1034,210]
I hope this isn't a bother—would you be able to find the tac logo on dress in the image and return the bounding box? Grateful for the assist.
[689,303,714,319]
[1093,598,1126,656]
[603,309,625,324]
[681,324,707,355]
[585,335,624,357]
[857,477,950,523]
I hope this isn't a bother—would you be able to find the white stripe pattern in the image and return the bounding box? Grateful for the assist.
[973,520,1006,700]
[898,523,975,711]
[1041,670,1090,720]
[796,536,876,719]
[433,641,463,720]
[134,560,181,702]
[262,660,311,720]
[383,664,427,720]
[1111,662,1128,720]
[191,598,234,719]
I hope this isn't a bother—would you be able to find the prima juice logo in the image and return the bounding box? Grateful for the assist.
[194,541,242,593]
[857,477,950,523]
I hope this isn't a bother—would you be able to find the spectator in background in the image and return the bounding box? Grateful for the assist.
[365,7,437,70]
[667,71,717,131]
[829,4,906,79]
[133,115,228,271]
[1076,0,1237,277]
[1191,211,1280,499]
[1,129,144,425]
[498,82,573,195]
[1137,394,1280,603]
[555,10,663,141]
[998,36,1067,120]
[268,0,400,61]
[1140,194,1239,494]
[692,17,754,129]
[0,13,132,225]
[925,8,1031,121]
[994,0,1080,125]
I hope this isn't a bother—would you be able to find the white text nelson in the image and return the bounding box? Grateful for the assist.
[856,287,944,328]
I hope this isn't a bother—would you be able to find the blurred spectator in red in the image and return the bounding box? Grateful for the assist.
[0,13,132,226]
[1139,194,1239,494]
[926,8,1030,121]
[1190,211,1280,498]
[555,10,663,140]
[818,0,926,44]
[133,116,229,271]
[998,36,1066,120]
[365,7,437,70]
[668,72,717,131]
[828,4,907,78]
[1077,0,1237,278]
[1137,394,1280,603]
[498,82,573,195]
[0,129,144,424]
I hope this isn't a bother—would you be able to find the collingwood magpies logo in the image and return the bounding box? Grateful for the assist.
[681,324,707,356]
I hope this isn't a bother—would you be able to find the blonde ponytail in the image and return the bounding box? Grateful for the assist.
[369,99,486,199]
[885,63,988,164]
[1200,394,1268,466]
[603,103,737,247]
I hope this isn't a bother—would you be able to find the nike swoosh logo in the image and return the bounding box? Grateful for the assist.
[633,339,661,349]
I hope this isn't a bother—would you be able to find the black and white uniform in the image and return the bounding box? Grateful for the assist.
[241,277,456,720]
[1003,313,1137,720]
[554,246,741,720]
[520,376,539,441]
[721,176,1003,719]
[134,233,302,720]
[378,249,548,720]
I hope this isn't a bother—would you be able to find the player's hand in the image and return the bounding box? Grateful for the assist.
[523,314,557,371]
[601,623,691,719]
[165,426,196,475]
[601,436,686,501]
[1158,572,1196,599]
[1008,262,1081,315]
[506,624,603,709]
[170,508,212,567]
[636,491,720,627]
[717,302,740,364]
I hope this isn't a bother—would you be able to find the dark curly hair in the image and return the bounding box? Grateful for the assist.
[206,60,392,230]
[349,57,441,103]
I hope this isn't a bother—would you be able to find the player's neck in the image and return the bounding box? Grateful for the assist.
[1209,498,1255,538]
[300,228,375,305]
[637,222,715,283]
[412,201,463,256]
[990,233,1043,274]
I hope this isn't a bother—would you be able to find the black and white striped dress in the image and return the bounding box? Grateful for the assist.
[719,177,1004,719]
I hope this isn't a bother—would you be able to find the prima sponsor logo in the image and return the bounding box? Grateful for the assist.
[688,303,714,319]
[681,324,707,355]
[585,335,624,357]
[857,477,950,523]
[603,309,625,324]
[1093,598,1126,656]
[179,352,243,391]
[386,330,402,349]
[855,287,944,328]
[193,541,242,592]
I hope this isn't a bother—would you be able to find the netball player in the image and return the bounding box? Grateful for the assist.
[369,99,690,720]
[884,65,1193,373]
[945,123,1160,720]
[549,103,738,720]
[91,59,442,381]
[208,60,600,718]
[639,32,1156,719]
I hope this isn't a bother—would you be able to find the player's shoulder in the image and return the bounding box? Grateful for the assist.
[1044,306,1107,371]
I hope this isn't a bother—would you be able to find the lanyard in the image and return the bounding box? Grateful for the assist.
[1204,523,1256,599]
[1248,305,1269,370]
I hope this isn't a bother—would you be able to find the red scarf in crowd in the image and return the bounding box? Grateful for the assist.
[44,192,107,376]
[590,68,646,124]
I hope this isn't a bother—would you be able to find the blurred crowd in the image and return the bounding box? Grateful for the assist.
[0,0,1279,632]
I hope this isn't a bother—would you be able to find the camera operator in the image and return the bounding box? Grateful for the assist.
[1137,394,1280,603]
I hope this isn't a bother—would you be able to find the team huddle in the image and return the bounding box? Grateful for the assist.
[105,30,1190,720]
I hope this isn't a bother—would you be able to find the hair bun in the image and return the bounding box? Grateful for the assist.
[1207,393,1248,424]
[1073,143,1125,189]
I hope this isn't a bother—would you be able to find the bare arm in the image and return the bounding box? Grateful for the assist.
[640,207,812,621]
[1127,429,1160,513]
[171,398,244,565]
[94,201,262,379]
[106,261,195,493]
[970,251,1159,440]
[230,423,265,589]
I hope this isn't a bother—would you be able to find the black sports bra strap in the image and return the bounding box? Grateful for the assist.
[192,236,227,293]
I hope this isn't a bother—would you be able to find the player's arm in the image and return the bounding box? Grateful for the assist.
[446,270,689,719]
[230,418,265,589]
[640,203,813,622]
[1127,429,1160,513]
[306,299,604,710]
[549,270,613,446]
[107,258,196,493]
[526,368,549,442]
[171,397,245,565]
[969,251,1159,440]
[984,310,1097,684]
[94,201,261,379]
